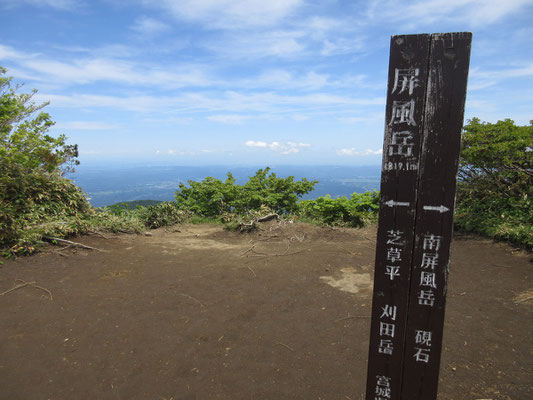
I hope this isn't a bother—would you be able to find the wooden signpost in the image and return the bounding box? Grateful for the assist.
[365,32,472,400]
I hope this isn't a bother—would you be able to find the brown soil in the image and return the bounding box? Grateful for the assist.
[1,223,531,400]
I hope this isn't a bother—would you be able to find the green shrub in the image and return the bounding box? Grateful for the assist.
[299,191,380,227]
[234,168,317,214]
[175,174,237,217]
[175,167,317,217]
[139,202,192,229]
[0,66,93,255]
[455,118,532,250]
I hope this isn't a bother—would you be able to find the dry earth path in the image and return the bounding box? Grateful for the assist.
[1,223,531,399]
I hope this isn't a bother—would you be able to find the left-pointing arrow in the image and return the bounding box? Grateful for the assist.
[385,199,410,207]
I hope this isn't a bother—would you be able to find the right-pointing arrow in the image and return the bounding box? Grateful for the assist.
[423,205,450,213]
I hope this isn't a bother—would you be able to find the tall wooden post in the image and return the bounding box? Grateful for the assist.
[365,32,472,400]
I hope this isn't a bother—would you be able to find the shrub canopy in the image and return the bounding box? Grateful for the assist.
[0,67,89,254]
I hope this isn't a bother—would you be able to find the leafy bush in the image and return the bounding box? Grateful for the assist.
[299,191,380,227]
[0,67,92,255]
[175,174,238,217]
[1,171,91,250]
[235,168,317,214]
[455,118,532,250]
[139,202,192,229]
[175,167,317,217]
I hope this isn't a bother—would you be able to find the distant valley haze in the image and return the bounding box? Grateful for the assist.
[70,164,382,207]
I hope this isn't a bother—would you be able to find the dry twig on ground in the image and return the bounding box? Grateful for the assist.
[1,279,53,301]
[334,315,370,322]
[178,293,207,308]
[87,230,112,239]
[42,236,106,252]
[276,342,295,352]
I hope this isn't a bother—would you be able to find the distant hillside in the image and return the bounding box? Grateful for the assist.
[108,200,163,210]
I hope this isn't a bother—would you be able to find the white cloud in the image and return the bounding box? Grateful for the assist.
[338,113,384,124]
[336,148,382,156]
[0,44,38,60]
[131,16,171,36]
[468,63,533,90]
[1,45,211,88]
[34,91,385,115]
[145,0,303,29]
[246,140,310,155]
[320,37,367,56]
[365,0,532,28]
[246,141,268,148]
[205,29,306,59]
[0,0,81,10]
[207,114,248,124]
[248,69,330,90]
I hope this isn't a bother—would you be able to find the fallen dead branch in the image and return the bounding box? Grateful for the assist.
[516,295,533,303]
[42,236,106,252]
[178,293,207,308]
[253,234,279,242]
[251,248,308,257]
[276,342,295,352]
[290,232,305,242]
[514,289,533,304]
[249,246,310,258]
[492,263,511,269]
[240,245,255,256]
[334,315,371,322]
[233,266,257,277]
[87,230,112,239]
[117,229,136,234]
[54,245,73,256]
[237,213,280,231]
[1,279,53,301]
[256,214,279,223]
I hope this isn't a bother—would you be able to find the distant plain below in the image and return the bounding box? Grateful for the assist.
[70,165,382,208]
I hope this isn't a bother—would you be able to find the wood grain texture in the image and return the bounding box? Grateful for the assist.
[366,32,471,400]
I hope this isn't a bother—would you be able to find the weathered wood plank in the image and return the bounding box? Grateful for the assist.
[400,32,472,400]
[365,34,431,400]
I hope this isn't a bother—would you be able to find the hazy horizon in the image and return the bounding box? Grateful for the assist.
[70,164,382,207]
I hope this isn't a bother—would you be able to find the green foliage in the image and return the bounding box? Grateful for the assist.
[459,118,532,197]
[173,167,380,230]
[0,67,90,255]
[236,168,317,214]
[175,167,317,217]
[0,67,79,175]
[299,191,380,227]
[109,200,163,210]
[175,174,238,217]
[455,118,532,250]
[138,202,192,229]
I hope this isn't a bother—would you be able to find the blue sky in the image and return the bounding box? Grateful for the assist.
[1,0,532,166]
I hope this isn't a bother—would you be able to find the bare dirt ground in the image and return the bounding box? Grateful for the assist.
[1,222,531,400]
